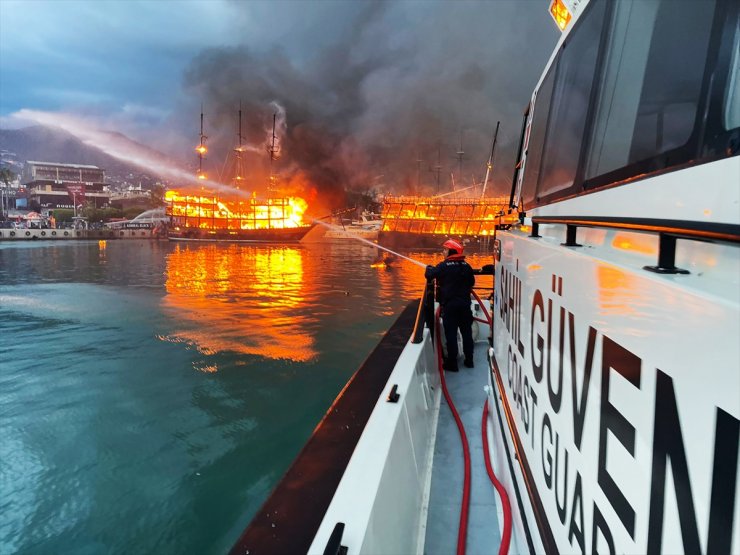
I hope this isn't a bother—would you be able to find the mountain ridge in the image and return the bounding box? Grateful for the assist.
[0,125,174,187]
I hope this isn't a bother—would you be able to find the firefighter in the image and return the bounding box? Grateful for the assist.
[425,239,475,371]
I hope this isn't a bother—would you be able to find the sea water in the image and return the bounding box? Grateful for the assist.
[0,239,491,554]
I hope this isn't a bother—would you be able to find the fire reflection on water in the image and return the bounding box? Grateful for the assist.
[161,244,316,365]
[160,242,495,370]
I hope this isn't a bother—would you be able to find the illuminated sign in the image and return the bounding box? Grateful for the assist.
[549,0,572,31]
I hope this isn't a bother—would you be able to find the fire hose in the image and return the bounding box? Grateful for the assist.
[470,290,513,555]
[435,306,471,555]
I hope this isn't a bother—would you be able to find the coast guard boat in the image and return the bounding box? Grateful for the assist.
[230,0,739,552]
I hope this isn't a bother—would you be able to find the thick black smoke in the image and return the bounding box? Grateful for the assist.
[182,1,558,210]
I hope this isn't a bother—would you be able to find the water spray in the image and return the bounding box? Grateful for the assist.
[312,220,428,268]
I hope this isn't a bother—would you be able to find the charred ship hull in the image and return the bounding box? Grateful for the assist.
[168,225,314,243]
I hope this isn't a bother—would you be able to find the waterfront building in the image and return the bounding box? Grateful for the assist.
[22,161,110,209]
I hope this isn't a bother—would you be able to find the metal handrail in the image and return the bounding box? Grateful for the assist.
[411,279,435,344]
[322,522,348,555]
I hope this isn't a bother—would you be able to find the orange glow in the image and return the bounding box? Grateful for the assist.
[549,0,572,31]
[163,245,315,363]
[611,233,657,256]
[98,240,107,249]
[381,195,511,237]
[166,190,309,231]
[197,172,207,180]
[196,145,208,155]
[597,265,637,316]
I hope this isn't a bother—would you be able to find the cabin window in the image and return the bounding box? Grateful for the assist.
[585,0,717,179]
[536,0,607,200]
[521,67,555,208]
[724,18,740,130]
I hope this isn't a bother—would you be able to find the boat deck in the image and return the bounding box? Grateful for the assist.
[425,342,502,554]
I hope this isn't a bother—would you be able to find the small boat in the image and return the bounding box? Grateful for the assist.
[323,211,382,240]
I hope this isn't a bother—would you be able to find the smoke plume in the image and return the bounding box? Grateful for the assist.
[181,1,558,211]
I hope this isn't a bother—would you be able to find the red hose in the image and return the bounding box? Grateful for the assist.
[471,290,492,326]
[482,399,512,555]
[435,306,471,555]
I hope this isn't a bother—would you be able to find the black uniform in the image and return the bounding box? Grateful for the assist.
[425,256,475,370]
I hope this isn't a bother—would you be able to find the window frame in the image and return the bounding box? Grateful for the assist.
[517,0,739,211]
[534,0,610,206]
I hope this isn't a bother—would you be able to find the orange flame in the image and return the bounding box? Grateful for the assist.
[166,190,309,230]
[381,196,511,236]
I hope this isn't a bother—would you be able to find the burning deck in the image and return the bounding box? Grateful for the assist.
[165,191,314,243]
[379,195,515,249]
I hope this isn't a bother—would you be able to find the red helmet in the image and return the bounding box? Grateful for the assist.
[443,239,464,255]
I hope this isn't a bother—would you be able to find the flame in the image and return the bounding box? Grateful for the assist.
[166,190,309,230]
[381,196,511,236]
[196,145,208,155]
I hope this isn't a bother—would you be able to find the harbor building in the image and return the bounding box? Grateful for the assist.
[22,161,111,209]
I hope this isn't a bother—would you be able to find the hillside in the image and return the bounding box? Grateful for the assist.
[0,126,173,187]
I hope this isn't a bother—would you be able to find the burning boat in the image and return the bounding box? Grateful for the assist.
[166,108,314,243]
[165,191,313,242]
[378,194,512,249]
[379,125,516,250]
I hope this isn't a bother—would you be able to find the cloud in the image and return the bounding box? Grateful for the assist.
[180,1,559,204]
[1,1,560,208]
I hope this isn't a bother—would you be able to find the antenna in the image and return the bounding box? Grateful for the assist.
[456,128,464,180]
[481,121,500,199]
[196,104,208,182]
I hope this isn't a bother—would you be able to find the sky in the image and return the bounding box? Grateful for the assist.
[0,0,559,199]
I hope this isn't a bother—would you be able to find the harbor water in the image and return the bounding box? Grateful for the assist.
[0,239,491,554]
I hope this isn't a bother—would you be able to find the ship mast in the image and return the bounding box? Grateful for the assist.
[267,113,279,195]
[480,121,500,199]
[416,154,423,191]
[234,103,246,189]
[196,104,208,182]
[433,142,442,193]
[456,129,465,184]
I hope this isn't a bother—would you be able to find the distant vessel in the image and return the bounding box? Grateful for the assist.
[378,124,514,249]
[166,193,313,242]
[378,194,511,249]
[166,108,313,243]
[323,210,382,240]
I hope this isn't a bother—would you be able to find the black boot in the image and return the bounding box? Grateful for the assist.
[443,358,459,372]
[464,356,474,368]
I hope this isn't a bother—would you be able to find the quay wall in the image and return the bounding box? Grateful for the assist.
[0,228,164,241]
